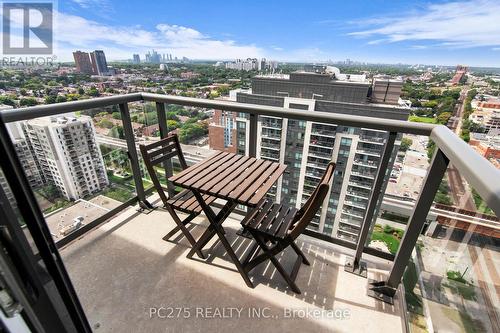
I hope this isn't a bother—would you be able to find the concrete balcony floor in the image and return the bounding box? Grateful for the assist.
[60,195,404,333]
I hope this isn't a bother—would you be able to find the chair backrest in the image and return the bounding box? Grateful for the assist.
[139,134,186,206]
[288,162,336,239]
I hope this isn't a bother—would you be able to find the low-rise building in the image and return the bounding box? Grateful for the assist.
[470,99,500,131]
[469,129,500,169]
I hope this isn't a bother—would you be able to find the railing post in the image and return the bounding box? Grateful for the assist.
[155,102,175,197]
[345,131,397,277]
[119,103,152,210]
[367,147,449,304]
[249,113,258,157]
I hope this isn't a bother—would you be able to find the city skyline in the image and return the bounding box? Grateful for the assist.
[48,0,500,67]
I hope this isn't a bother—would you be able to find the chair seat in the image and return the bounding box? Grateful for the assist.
[241,199,298,239]
[167,189,217,214]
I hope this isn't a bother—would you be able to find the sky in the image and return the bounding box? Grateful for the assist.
[24,0,500,66]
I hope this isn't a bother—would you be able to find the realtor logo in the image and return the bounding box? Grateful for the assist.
[2,2,53,54]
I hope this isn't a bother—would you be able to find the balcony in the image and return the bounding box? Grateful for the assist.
[355,148,381,157]
[359,136,385,145]
[348,180,373,190]
[261,141,280,151]
[306,162,327,170]
[260,120,282,129]
[353,159,378,168]
[58,195,403,332]
[308,149,332,160]
[1,93,499,333]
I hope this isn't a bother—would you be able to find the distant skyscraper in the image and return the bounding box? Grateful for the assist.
[73,51,94,74]
[133,54,140,64]
[145,50,161,64]
[90,50,109,75]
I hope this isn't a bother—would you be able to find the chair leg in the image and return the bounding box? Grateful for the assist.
[268,255,301,294]
[242,240,260,266]
[166,207,206,259]
[290,241,310,266]
[163,212,197,241]
[247,233,301,294]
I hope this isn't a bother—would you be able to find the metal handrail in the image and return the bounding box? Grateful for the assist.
[1,92,498,216]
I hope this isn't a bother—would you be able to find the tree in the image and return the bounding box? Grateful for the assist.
[44,95,57,104]
[166,120,179,130]
[178,122,208,143]
[98,118,114,129]
[56,95,67,103]
[66,93,79,101]
[437,112,452,125]
[19,97,38,107]
[111,112,121,120]
[0,96,16,106]
[88,87,100,97]
[77,87,85,95]
[166,112,179,121]
[109,125,124,139]
[399,137,413,152]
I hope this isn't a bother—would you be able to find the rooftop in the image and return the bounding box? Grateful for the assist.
[60,194,404,333]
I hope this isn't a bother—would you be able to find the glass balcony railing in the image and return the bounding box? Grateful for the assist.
[0,92,498,333]
[356,148,381,156]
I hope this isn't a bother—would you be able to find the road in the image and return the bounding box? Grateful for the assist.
[95,134,212,165]
[446,86,476,211]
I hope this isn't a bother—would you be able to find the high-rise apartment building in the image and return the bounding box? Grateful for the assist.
[133,54,140,64]
[219,66,410,242]
[2,112,109,205]
[90,50,109,76]
[209,110,237,153]
[23,115,109,200]
[1,105,44,207]
[73,51,94,74]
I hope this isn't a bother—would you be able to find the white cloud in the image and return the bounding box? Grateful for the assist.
[349,0,500,49]
[50,12,264,61]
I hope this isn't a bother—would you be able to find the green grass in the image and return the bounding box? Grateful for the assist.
[101,186,135,203]
[447,270,467,284]
[371,232,401,254]
[107,171,152,190]
[370,224,404,254]
[409,115,437,124]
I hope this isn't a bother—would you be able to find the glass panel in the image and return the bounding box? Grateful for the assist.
[403,171,499,332]
[366,133,429,254]
[5,106,139,242]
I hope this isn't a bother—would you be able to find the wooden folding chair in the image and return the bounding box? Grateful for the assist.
[139,134,217,259]
[240,162,336,293]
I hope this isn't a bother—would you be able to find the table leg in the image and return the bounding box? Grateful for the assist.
[188,190,254,288]
[186,193,235,258]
